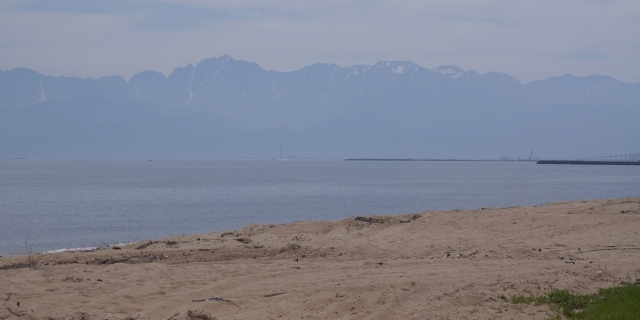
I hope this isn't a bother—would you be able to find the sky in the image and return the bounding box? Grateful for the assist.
[1,0,639,83]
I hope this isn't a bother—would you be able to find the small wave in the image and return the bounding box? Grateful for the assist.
[43,242,137,254]
[45,246,98,253]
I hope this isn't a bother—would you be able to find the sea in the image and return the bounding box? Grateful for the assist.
[1,159,639,257]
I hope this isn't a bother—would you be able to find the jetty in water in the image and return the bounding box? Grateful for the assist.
[537,153,640,165]
[344,153,640,166]
[537,160,640,166]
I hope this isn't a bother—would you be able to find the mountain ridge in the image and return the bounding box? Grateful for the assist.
[1,56,638,159]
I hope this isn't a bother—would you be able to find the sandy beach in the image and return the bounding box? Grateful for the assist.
[1,197,639,319]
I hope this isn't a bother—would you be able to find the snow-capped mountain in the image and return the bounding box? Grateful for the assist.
[0,56,638,159]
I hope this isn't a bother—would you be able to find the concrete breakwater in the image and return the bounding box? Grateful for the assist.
[537,160,640,165]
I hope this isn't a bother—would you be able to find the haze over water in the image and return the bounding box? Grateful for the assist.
[1,159,638,256]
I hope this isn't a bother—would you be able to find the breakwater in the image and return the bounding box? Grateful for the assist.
[537,160,640,166]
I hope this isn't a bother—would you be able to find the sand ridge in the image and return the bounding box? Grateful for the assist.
[1,198,639,319]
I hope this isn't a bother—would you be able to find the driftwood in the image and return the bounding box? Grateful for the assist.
[399,214,421,223]
[234,238,252,244]
[187,310,217,320]
[192,297,240,308]
[5,306,21,317]
[135,241,155,250]
[0,262,33,270]
[355,216,388,224]
[264,292,286,298]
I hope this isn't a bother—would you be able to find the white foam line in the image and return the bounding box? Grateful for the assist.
[43,241,138,254]
[45,246,98,253]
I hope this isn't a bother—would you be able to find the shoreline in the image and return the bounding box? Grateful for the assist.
[1,197,639,319]
[2,197,627,259]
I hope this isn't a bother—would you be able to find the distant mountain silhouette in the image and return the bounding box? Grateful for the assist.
[1,56,638,159]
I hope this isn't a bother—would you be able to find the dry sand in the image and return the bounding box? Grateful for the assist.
[1,198,639,320]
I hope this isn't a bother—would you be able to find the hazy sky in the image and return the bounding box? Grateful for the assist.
[1,0,639,83]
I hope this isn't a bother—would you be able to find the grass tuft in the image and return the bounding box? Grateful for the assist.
[511,283,640,319]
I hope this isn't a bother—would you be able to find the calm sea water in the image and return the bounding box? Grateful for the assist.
[1,159,638,256]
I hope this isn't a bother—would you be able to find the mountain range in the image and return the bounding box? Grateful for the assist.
[1,55,638,159]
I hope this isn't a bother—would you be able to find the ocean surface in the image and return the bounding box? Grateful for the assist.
[1,159,639,256]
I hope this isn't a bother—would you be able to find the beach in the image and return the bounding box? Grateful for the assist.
[1,197,639,319]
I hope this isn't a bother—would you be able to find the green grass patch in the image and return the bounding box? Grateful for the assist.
[511,284,640,319]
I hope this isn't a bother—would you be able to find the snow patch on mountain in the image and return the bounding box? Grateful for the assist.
[393,65,405,74]
[434,65,464,79]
